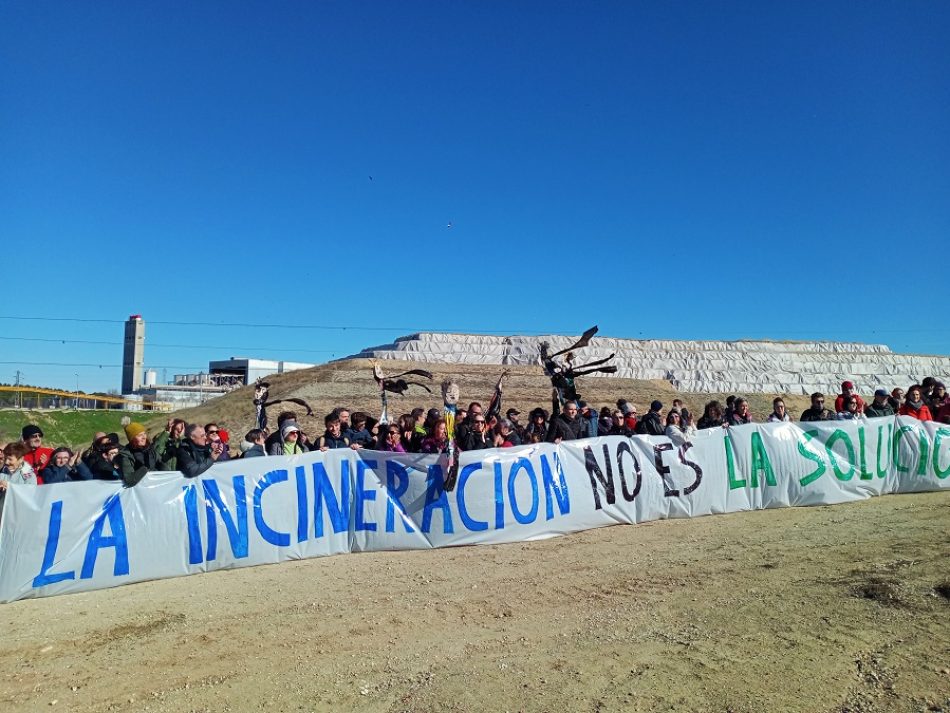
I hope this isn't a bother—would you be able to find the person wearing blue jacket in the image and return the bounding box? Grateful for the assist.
[40,447,95,483]
[577,401,599,439]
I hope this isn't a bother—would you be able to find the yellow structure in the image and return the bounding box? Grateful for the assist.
[0,385,172,411]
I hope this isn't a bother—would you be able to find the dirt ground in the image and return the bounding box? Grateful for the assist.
[1,492,948,713]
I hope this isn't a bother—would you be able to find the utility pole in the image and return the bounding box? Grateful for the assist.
[75,373,80,409]
[14,370,22,409]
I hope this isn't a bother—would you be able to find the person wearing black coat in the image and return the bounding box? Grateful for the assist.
[177,425,223,478]
[523,408,549,443]
[608,411,635,437]
[696,401,724,430]
[115,423,166,487]
[454,402,484,449]
[461,414,493,450]
[636,401,666,437]
[865,389,896,419]
[800,393,835,422]
[82,434,123,480]
[546,402,584,443]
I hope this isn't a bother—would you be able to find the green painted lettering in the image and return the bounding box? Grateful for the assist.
[749,432,776,487]
[725,435,746,490]
[825,429,856,481]
[917,430,930,476]
[875,424,891,478]
[797,430,825,487]
[933,428,950,479]
[892,425,916,474]
[857,426,873,480]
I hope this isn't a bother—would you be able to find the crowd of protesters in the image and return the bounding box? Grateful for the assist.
[2,377,949,498]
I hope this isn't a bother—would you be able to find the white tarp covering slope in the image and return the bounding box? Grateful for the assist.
[348,332,950,394]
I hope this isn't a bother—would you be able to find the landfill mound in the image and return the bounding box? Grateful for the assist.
[349,332,950,394]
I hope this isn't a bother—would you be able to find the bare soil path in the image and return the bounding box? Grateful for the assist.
[1,492,949,713]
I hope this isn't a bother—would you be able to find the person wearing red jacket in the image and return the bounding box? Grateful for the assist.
[834,381,866,414]
[898,385,933,421]
[21,424,54,481]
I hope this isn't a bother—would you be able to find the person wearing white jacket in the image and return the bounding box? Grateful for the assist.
[767,398,791,423]
[665,411,690,448]
[1,442,39,518]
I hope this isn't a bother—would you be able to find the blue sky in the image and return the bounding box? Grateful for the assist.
[1,1,948,393]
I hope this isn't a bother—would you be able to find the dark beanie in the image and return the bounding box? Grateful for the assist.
[650,400,663,412]
[22,424,43,440]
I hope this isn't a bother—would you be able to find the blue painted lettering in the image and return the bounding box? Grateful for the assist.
[32,500,76,587]
[384,460,414,533]
[312,461,351,537]
[202,476,249,561]
[507,458,539,525]
[421,464,453,534]
[254,469,290,547]
[355,460,378,532]
[80,493,129,579]
[457,462,488,531]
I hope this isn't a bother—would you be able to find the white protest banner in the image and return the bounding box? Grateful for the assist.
[0,416,947,603]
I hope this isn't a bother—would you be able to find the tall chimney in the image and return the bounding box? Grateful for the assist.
[121,314,145,394]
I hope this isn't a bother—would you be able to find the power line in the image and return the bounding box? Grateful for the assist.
[0,335,337,353]
[0,315,427,332]
[0,361,205,369]
[0,316,124,324]
[0,315,552,334]
[0,314,947,337]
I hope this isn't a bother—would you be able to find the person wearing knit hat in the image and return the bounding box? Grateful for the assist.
[268,422,308,456]
[21,424,54,474]
[21,424,43,440]
[835,381,865,414]
[124,422,147,443]
[636,401,666,436]
[116,423,166,487]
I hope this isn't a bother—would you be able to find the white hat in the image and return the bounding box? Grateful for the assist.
[281,423,301,439]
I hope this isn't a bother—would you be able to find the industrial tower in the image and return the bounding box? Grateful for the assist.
[121,314,145,394]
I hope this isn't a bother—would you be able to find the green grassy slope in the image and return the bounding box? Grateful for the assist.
[0,410,165,450]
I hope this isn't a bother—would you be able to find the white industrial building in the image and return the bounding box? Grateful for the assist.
[206,357,316,385]
[120,314,318,408]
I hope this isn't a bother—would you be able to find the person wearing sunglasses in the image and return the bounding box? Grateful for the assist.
[800,393,835,422]
[461,415,493,451]
[380,426,406,453]
[204,423,231,461]
[21,424,53,476]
